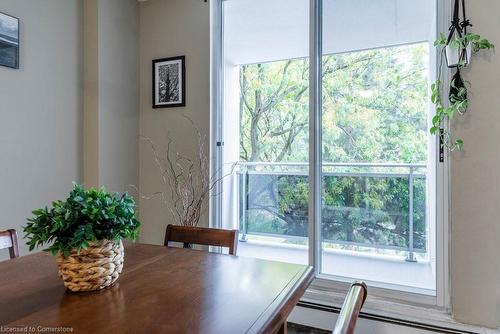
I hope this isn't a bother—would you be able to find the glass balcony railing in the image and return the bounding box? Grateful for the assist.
[237,162,428,262]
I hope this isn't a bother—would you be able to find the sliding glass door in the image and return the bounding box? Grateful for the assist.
[319,0,437,294]
[215,0,439,296]
[219,0,310,265]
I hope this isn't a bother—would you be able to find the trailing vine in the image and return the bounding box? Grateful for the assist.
[430,28,494,151]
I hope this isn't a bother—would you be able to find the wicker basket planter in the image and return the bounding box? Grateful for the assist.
[24,184,139,292]
[56,240,124,292]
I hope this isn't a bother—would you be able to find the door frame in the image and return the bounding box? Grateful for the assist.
[210,0,450,309]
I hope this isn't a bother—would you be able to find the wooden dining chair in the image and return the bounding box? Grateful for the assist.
[164,224,239,255]
[0,229,19,259]
[332,281,367,334]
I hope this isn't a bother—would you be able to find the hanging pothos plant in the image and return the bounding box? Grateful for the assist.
[430,0,494,151]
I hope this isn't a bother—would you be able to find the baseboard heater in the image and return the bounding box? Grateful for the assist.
[296,301,479,334]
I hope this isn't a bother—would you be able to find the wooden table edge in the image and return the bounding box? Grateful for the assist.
[1,244,315,334]
[248,265,315,334]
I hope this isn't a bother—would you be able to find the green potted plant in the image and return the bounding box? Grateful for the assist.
[24,183,140,292]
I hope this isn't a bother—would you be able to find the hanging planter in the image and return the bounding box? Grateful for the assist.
[445,42,472,68]
[430,0,494,152]
[444,0,472,68]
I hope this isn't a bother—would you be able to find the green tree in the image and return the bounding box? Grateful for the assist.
[240,43,429,251]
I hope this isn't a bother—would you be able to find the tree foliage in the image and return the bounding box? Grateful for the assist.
[239,44,429,251]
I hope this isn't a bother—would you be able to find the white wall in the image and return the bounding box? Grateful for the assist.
[97,0,139,193]
[138,0,210,245]
[0,0,139,260]
[0,0,82,259]
[450,0,500,328]
[83,0,139,193]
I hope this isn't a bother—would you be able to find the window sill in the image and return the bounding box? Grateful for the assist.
[301,279,496,333]
[238,239,436,293]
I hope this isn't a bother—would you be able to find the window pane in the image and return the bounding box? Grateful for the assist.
[320,0,437,294]
[222,0,310,265]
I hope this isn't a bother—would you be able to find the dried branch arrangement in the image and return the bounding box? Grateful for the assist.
[140,117,233,227]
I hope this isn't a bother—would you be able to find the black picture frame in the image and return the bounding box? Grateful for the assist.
[152,56,186,108]
[0,11,20,69]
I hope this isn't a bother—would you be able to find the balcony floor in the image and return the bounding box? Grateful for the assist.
[237,238,436,294]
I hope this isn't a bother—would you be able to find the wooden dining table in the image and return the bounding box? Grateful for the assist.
[0,243,314,334]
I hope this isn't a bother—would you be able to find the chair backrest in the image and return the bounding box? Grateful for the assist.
[332,281,367,334]
[0,229,19,259]
[164,224,238,255]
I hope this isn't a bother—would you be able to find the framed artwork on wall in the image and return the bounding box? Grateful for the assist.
[0,11,19,69]
[152,56,186,108]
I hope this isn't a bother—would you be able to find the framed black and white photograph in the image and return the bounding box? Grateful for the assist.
[152,56,186,108]
[0,12,19,69]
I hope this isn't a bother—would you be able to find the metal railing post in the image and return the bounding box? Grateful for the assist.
[240,171,249,242]
[406,166,417,262]
[364,176,370,210]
